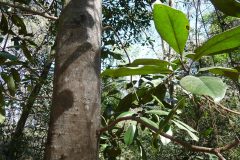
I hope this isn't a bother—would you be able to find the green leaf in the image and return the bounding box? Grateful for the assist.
[146,110,169,116]
[207,153,218,160]
[172,120,199,141]
[173,119,197,133]
[0,51,18,61]
[124,124,136,145]
[201,128,214,137]
[194,26,240,60]
[0,14,8,35]
[140,117,159,129]
[0,86,5,112]
[0,113,5,124]
[101,48,123,60]
[180,76,227,102]
[199,67,239,81]
[11,15,27,35]
[152,135,159,149]
[101,66,172,77]
[21,41,33,63]
[128,58,171,67]
[153,4,189,54]
[11,68,21,83]
[0,87,5,107]
[0,36,4,43]
[152,95,165,108]
[157,98,185,134]
[115,83,166,113]
[7,75,16,96]
[0,85,5,124]
[136,139,147,160]
[210,0,240,17]
[1,73,16,96]
[0,86,5,124]
[116,111,135,119]
[115,92,139,113]
[1,73,8,83]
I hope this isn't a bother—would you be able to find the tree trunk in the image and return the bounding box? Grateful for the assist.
[44,0,101,159]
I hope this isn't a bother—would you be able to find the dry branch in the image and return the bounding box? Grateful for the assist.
[97,116,240,160]
[0,1,58,20]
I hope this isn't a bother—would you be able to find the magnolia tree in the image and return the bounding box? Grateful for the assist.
[100,1,240,160]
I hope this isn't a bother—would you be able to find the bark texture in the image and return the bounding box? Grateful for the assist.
[44,0,101,159]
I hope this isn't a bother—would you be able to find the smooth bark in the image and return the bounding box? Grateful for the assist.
[44,0,101,159]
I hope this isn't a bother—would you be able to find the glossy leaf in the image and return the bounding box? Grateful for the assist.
[140,117,159,129]
[158,98,185,133]
[7,75,16,96]
[152,95,165,107]
[0,113,5,124]
[1,73,16,96]
[0,87,4,107]
[173,119,197,133]
[0,37,3,43]
[124,124,136,145]
[21,41,33,63]
[194,26,240,60]
[11,68,21,83]
[0,87,5,124]
[128,58,171,67]
[101,66,172,77]
[1,73,8,83]
[153,3,189,54]
[116,83,166,113]
[180,76,227,102]
[116,111,135,119]
[207,153,218,160]
[12,15,28,35]
[146,110,169,116]
[136,139,147,160]
[210,0,240,17]
[0,51,18,61]
[172,120,199,141]
[152,135,159,149]
[115,92,139,113]
[0,14,8,35]
[199,67,239,81]
[101,48,123,60]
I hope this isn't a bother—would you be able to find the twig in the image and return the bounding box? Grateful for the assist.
[102,26,131,64]
[179,55,189,73]
[5,92,25,101]
[0,1,58,20]
[103,26,137,100]
[204,96,240,115]
[214,149,226,160]
[97,116,240,159]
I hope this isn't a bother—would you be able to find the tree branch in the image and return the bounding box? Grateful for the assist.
[204,96,240,115]
[97,116,240,159]
[6,59,53,159]
[0,1,58,20]
[12,59,52,139]
[102,26,131,64]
